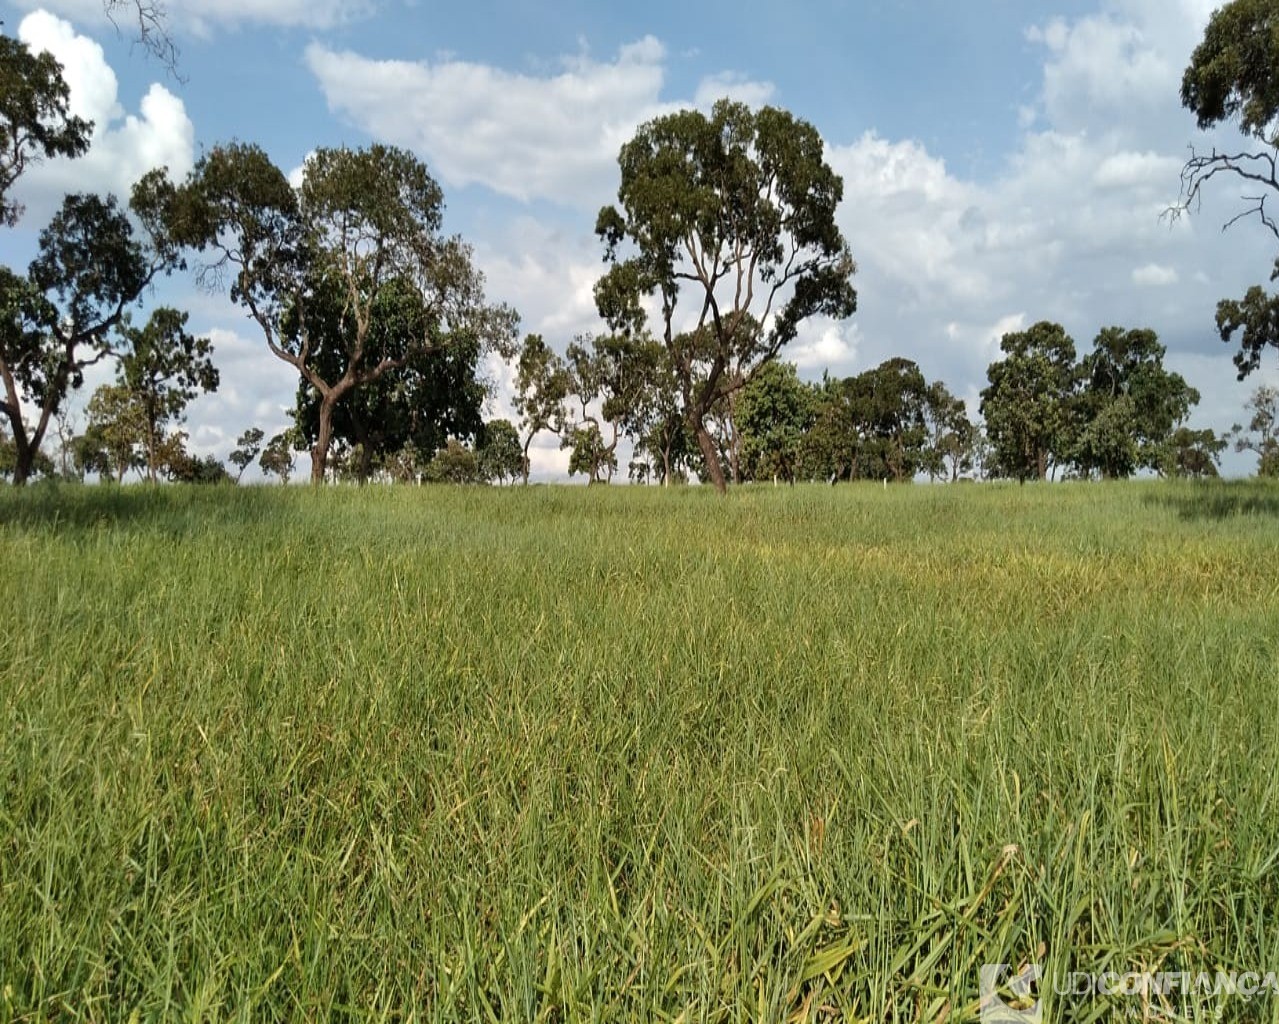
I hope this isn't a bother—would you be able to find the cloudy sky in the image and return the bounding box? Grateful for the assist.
[4,0,1278,477]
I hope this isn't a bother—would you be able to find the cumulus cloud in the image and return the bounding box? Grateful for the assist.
[789,320,860,372]
[304,36,774,208]
[13,11,194,219]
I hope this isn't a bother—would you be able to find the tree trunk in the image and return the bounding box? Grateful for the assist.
[693,418,726,493]
[521,435,534,485]
[12,444,34,486]
[312,395,338,484]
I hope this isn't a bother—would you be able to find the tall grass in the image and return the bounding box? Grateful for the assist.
[1,480,1277,1021]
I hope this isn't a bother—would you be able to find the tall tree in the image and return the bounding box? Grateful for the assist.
[1072,327,1198,479]
[594,99,857,492]
[117,307,218,482]
[980,321,1079,482]
[171,143,516,484]
[1179,0,1279,375]
[0,32,92,227]
[0,174,180,484]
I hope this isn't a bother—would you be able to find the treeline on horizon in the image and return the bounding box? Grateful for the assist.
[6,3,1279,490]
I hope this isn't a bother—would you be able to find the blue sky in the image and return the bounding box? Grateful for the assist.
[3,0,1277,477]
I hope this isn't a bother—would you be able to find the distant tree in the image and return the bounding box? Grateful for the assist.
[980,321,1079,482]
[1231,384,1279,476]
[628,343,689,486]
[1157,426,1227,478]
[0,174,180,484]
[594,99,857,491]
[423,437,480,484]
[50,408,81,480]
[0,33,92,227]
[171,143,516,484]
[229,427,265,482]
[1073,327,1199,479]
[564,423,616,484]
[923,380,976,482]
[802,374,862,482]
[513,333,570,485]
[477,418,523,485]
[82,383,146,482]
[848,358,931,482]
[168,448,232,484]
[259,430,297,484]
[117,307,218,482]
[558,333,665,485]
[737,361,815,484]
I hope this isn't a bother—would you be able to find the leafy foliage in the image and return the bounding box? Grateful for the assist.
[1215,271,1279,378]
[117,307,218,482]
[513,333,571,485]
[1,181,180,484]
[595,100,857,490]
[258,430,297,484]
[1182,0,1279,142]
[737,361,814,483]
[1073,327,1199,478]
[0,34,92,226]
[173,143,516,483]
[229,427,265,482]
[477,419,523,485]
[981,322,1079,482]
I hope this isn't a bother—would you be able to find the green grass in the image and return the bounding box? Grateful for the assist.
[1,480,1277,1022]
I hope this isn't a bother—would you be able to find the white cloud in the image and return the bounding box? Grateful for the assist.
[693,71,775,109]
[13,11,194,218]
[180,327,298,469]
[304,36,773,209]
[1132,263,1179,286]
[789,320,860,372]
[8,0,372,35]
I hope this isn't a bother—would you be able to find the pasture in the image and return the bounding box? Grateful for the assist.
[1,481,1277,1021]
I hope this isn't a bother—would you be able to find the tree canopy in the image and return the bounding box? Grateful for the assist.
[171,142,517,483]
[980,322,1079,483]
[0,32,92,227]
[595,99,857,492]
[1180,0,1279,375]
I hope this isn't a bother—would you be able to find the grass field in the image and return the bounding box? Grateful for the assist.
[1,480,1278,1022]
